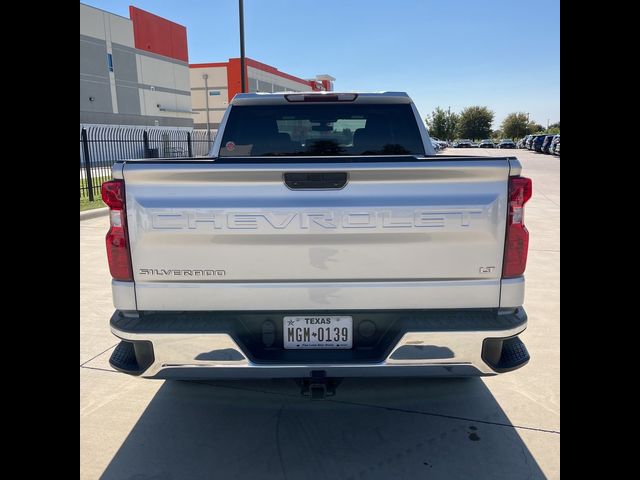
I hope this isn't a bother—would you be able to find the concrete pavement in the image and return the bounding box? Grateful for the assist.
[80,148,559,479]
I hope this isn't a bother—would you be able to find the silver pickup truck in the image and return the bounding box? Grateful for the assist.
[102,91,532,397]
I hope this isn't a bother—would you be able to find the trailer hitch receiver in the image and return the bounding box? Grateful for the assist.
[300,371,341,400]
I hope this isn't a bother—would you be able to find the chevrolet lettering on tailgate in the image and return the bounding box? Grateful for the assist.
[148,208,487,232]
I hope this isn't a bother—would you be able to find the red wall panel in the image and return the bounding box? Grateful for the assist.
[226,58,244,103]
[129,6,188,62]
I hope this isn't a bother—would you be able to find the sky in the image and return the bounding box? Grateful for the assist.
[81,0,560,128]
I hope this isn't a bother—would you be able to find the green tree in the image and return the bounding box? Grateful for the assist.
[425,107,459,141]
[528,122,545,134]
[546,121,559,134]
[501,112,529,139]
[457,106,494,140]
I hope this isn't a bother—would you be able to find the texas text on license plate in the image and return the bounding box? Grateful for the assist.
[283,316,353,349]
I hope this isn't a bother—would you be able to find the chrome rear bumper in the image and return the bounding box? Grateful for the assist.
[109,308,529,379]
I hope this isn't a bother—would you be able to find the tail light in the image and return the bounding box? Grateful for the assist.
[101,180,133,281]
[503,176,532,278]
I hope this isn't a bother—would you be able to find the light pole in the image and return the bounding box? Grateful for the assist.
[239,0,246,93]
[202,74,211,146]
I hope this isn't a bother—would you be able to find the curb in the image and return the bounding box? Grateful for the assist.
[80,207,109,221]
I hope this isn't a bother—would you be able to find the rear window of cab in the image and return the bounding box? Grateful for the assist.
[219,104,425,157]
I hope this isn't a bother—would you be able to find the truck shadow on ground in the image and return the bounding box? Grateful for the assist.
[100,377,548,480]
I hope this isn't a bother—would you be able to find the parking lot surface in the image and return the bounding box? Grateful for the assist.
[80,148,559,479]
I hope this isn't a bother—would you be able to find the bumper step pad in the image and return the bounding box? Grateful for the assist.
[482,335,530,373]
[496,336,530,371]
[109,340,154,375]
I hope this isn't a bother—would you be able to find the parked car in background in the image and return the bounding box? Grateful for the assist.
[519,135,532,149]
[479,139,495,148]
[549,135,560,154]
[525,135,539,150]
[430,139,448,151]
[524,136,532,149]
[541,135,556,154]
[470,142,479,148]
[498,139,516,149]
[532,135,548,152]
[456,139,472,148]
[552,137,560,156]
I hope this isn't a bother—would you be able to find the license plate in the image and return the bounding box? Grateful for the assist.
[283,316,353,349]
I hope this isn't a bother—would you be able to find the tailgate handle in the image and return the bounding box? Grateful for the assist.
[284,172,348,189]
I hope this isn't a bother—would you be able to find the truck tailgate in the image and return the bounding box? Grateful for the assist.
[121,158,513,310]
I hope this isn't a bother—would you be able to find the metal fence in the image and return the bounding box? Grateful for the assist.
[80,126,215,200]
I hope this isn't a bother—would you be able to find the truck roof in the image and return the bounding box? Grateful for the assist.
[230,91,412,105]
